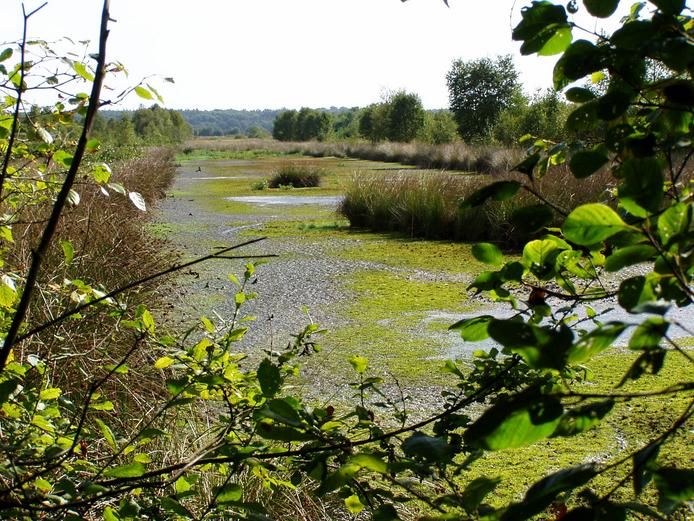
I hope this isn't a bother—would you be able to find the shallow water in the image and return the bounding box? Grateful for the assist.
[226,195,344,206]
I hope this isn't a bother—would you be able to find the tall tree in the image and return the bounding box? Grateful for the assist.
[446,54,520,141]
[386,90,425,142]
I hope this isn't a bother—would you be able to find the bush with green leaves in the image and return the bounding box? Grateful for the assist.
[0,1,692,520]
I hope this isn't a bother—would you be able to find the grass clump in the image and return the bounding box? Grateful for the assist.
[339,165,610,247]
[268,162,325,188]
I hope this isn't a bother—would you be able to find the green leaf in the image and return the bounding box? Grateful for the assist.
[618,276,657,312]
[650,0,685,15]
[257,359,281,397]
[92,163,111,184]
[472,243,503,265]
[502,465,597,521]
[563,204,628,246]
[554,40,604,90]
[657,203,691,247]
[464,390,563,450]
[134,85,154,100]
[511,204,554,234]
[605,245,657,272]
[160,497,193,518]
[489,320,574,370]
[402,432,452,462]
[538,26,573,56]
[345,495,364,514]
[654,468,694,509]
[460,477,500,514]
[154,356,174,369]
[349,355,368,374]
[569,150,608,179]
[39,388,61,400]
[628,317,668,351]
[103,462,146,478]
[565,87,596,103]
[460,181,521,209]
[60,240,75,265]
[552,400,614,437]
[568,322,627,363]
[513,3,569,56]
[0,380,18,405]
[216,483,242,504]
[0,48,13,62]
[103,506,119,521]
[175,476,193,495]
[258,399,304,428]
[633,443,660,496]
[618,158,664,215]
[373,504,401,521]
[95,418,117,451]
[73,62,94,81]
[584,0,620,17]
[449,315,493,341]
[349,453,388,474]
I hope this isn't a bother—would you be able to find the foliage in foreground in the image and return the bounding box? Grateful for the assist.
[0,1,692,521]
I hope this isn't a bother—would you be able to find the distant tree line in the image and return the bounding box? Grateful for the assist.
[93,105,192,145]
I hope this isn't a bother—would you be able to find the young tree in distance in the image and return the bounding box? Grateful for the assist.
[446,54,521,141]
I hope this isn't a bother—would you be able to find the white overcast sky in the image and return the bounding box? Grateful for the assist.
[2,0,632,110]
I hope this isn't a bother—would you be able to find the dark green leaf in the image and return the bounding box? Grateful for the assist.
[552,400,614,437]
[584,0,619,17]
[618,158,664,215]
[0,48,12,62]
[460,477,500,514]
[449,315,493,341]
[257,398,303,427]
[0,379,18,405]
[611,21,653,50]
[654,468,694,513]
[569,150,608,179]
[633,443,660,496]
[257,358,281,397]
[568,323,627,363]
[563,204,628,246]
[618,276,657,312]
[663,80,694,106]
[464,389,563,450]
[373,504,401,521]
[514,153,541,176]
[628,317,669,351]
[103,462,146,478]
[554,40,604,90]
[511,204,554,234]
[501,465,597,521]
[566,102,600,131]
[402,432,452,462]
[160,497,193,518]
[565,87,596,103]
[460,181,521,209]
[618,349,667,386]
[468,270,503,292]
[489,319,574,369]
[216,483,243,504]
[650,0,685,15]
[657,203,691,247]
[472,243,503,265]
[605,245,657,272]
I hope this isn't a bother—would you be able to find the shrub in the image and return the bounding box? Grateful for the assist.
[268,162,324,188]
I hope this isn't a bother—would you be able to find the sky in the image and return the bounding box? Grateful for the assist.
[1,0,632,111]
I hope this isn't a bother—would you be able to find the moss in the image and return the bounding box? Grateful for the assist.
[338,239,487,275]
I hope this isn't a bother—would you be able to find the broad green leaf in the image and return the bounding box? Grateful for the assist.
[654,468,694,508]
[501,465,597,521]
[618,158,664,215]
[258,399,303,428]
[217,483,242,504]
[538,26,572,56]
[628,317,668,351]
[511,204,553,234]
[92,163,111,184]
[0,278,17,309]
[657,203,691,247]
[73,62,94,81]
[95,418,117,451]
[350,453,388,474]
[128,191,146,212]
[0,48,13,62]
[569,149,608,179]
[565,87,596,103]
[349,355,368,374]
[175,476,193,495]
[345,495,364,514]
[103,507,119,521]
[460,477,500,514]
[160,497,192,518]
[460,181,521,209]
[605,245,657,272]
[472,243,503,265]
[489,320,574,370]
[554,40,604,90]
[563,204,628,246]
[633,444,660,496]
[568,322,627,363]
[154,356,175,369]
[373,505,401,521]
[103,462,146,478]
[60,240,75,265]
[449,315,493,342]
[618,276,657,312]
[584,0,620,17]
[402,432,451,462]
[134,85,154,100]
[257,359,281,397]
[464,390,563,450]
[39,388,61,400]
[552,400,614,437]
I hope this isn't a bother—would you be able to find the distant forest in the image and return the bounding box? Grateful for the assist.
[99,107,354,137]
